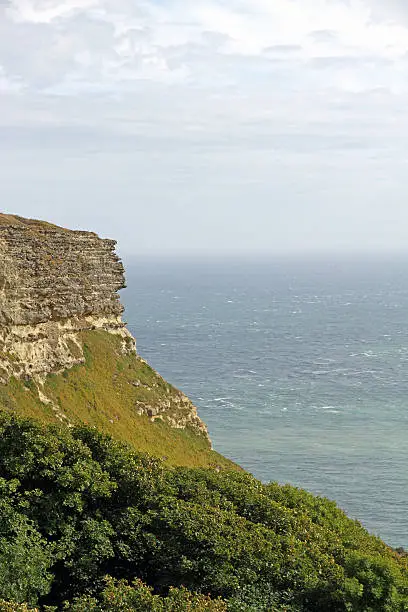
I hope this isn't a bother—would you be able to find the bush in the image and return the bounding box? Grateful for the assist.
[66,577,226,611]
[0,415,406,610]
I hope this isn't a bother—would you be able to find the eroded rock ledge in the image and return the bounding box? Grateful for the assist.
[0,314,134,382]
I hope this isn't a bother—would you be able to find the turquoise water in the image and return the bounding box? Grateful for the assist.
[122,256,408,548]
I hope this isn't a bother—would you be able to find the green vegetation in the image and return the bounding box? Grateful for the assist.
[0,580,226,611]
[0,416,406,611]
[0,327,407,609]
[0,214,72,232]
[0,331,236,470]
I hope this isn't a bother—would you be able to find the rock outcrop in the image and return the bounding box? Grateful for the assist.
[0,214,209,441]
[0,214,134,381]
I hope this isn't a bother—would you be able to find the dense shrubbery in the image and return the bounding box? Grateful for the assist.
[0,415,407,611]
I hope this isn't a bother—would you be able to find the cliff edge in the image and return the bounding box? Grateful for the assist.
[0,214,230,467]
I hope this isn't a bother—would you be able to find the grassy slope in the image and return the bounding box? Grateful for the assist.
[0,331,238,470]
[0,213,76,232]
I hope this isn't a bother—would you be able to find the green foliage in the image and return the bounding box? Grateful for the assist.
[0,481,52,605]
[0,602,37,611]
[65,577,226,611]
[0,416,407,610]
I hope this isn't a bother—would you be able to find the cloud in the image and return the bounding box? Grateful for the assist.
[2,0,408,253]
[1,0,408,94]
[367,0,408,24]
[0,64,23,92]
[2,1,408,137]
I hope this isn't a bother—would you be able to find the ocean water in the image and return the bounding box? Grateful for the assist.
[122,256,408,549]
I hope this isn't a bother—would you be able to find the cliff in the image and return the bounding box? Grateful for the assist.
[0,214,231,467]
[0,213,132,380]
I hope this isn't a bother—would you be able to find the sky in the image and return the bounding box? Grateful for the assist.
[1,0,408,256]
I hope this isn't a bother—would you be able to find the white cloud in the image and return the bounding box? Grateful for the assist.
[0,63,23,92]
[1,0,408,93]
[5,0,99,24]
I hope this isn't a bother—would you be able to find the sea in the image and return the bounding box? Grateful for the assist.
[122,255,408,549]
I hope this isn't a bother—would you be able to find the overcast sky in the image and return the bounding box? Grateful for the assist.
[1,0,408,255]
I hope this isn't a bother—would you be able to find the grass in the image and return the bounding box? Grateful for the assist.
[0,214,76,232]
[0,331,239,471]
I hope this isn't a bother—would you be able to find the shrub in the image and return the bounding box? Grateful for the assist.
[0,415,406,610]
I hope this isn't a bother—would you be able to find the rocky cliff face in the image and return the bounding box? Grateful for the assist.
[0,216,125,326]
[0,214,134,381]
[0,214,209,441]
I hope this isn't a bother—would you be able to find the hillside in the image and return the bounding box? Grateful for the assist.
[0,330,234,469]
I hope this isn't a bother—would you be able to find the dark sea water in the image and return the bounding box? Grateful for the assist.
[122,256,408,549]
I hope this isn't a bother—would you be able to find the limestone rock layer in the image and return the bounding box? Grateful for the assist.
[0,216,125,326]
